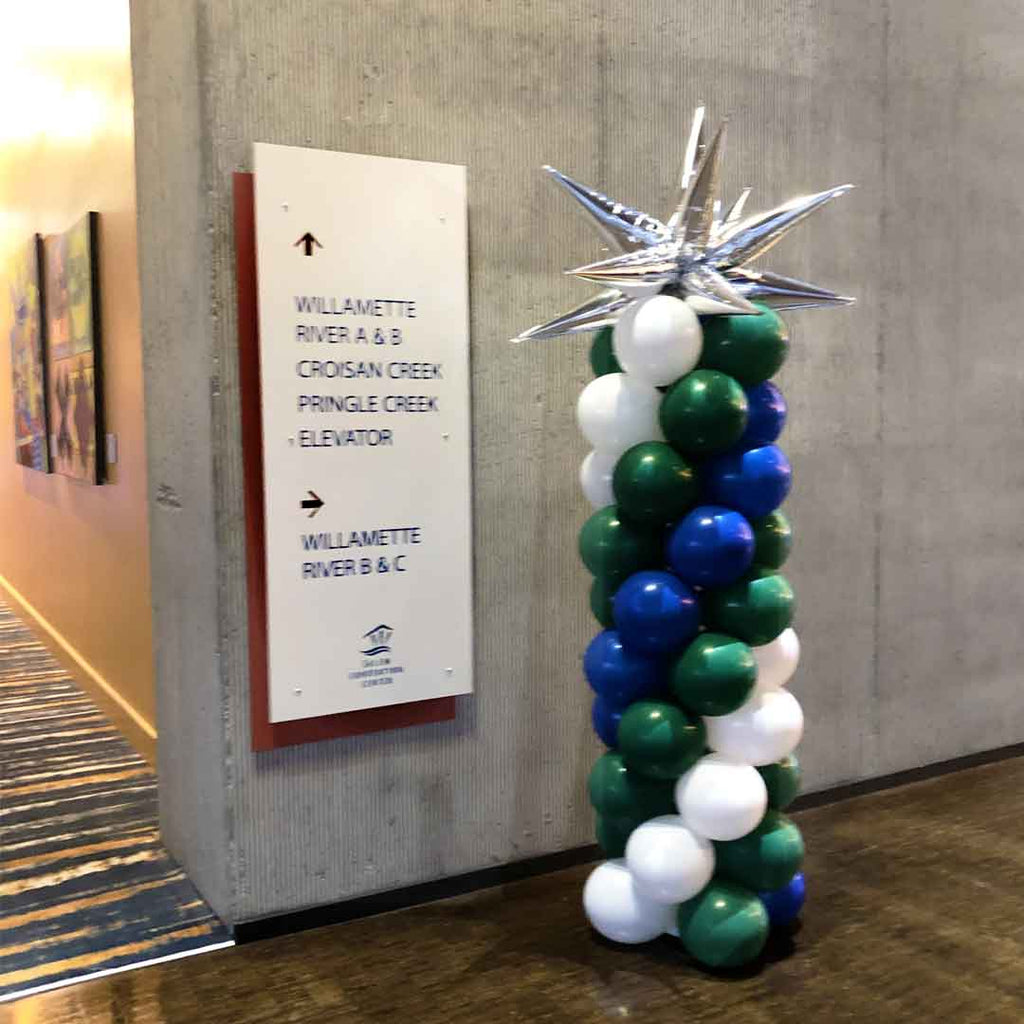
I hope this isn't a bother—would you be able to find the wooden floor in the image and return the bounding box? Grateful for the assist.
[6,755,1024,1023]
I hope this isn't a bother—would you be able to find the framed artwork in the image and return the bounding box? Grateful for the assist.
[8,235,50,472]
[43,212,105,484]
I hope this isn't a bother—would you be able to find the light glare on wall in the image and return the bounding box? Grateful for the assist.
[0,0,132,145]
[0,2,130,59]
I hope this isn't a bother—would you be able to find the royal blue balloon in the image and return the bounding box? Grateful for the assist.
[583,630,663,709]
[591,696,622,748]
[705,444,792,520]
[611,571,700,656]
[759,871,806,928]
[740,381,787,446]
[666,506,755,588]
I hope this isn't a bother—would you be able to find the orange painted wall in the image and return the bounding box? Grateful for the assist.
[0,1,155,755]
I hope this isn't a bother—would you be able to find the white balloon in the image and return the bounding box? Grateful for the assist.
[613,295,703,387]
[579,450,618,509]
[752,628,801,695]
[582,859,674,944]
[704,688,804,766]
[576,373,664,456]
[675,754,768,841]
[625,814,715,904]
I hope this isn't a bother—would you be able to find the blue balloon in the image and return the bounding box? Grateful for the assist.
[666,506,755,588]
[759,871,806,928]
[583,630,662,709]
[612,570,700,655]
[705,444,792,520]
[591,696,622,748]
[740,381,787,446]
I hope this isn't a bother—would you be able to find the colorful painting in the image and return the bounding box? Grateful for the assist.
[8,235,49,472]
[43,212,104,483]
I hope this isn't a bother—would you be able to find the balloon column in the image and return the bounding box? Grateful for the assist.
[515,107,851,969]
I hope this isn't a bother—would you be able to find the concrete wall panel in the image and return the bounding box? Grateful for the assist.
[130,0,1024,923]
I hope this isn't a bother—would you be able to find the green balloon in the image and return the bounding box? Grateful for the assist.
[676,880,769,968]
[595,812,648,858]
[659,369,748,456]
[612,442,699,528]
[758,754,801,810]
[699,304,789,386]
[587,751,677,819]
[589,326,622,377]
[578,506,661,586]
[589,577,616,627]
[751,510,793,570]
[704,569,795,646]
[715,811,805,891]
[670,633,757,717]
[618,700,705,781]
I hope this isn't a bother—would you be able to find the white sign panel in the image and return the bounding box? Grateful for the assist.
[253,143,472,723]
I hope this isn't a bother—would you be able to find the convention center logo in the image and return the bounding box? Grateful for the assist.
[360,624,393,657]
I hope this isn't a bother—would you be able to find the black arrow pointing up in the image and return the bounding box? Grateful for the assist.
[301,490,324,517]
[294,232,323,256]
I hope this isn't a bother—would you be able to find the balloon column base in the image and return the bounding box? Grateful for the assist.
[584,860,806,973]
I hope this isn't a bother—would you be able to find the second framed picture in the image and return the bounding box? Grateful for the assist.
[43,212,105,484]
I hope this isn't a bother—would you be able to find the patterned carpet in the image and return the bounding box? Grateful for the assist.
[0,602,231,1001]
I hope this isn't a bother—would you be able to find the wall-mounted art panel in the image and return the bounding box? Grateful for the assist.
[8,235,50,472]
[44,212,104,483]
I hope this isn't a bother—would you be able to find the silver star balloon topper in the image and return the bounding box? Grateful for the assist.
[513,107,854,343]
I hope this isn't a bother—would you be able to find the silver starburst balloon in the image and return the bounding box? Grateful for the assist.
[514,107,854,343]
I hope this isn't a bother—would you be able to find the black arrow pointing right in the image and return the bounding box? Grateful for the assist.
[301,490,324,517]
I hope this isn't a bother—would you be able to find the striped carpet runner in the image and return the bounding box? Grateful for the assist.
[0,602,230,1000]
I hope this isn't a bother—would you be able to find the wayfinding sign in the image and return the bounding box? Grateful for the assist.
[253,143,472,722]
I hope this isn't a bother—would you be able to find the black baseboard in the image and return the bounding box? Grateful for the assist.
[233,740,1024,945]
[789,739,1024,811]
[233,844,600,944]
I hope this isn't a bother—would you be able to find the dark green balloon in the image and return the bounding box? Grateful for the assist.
[704,569,795,646]
[612,442,699,528]
[589,577,616,627]
[670,633,757,717]
[618,700,705,781]
[578,506,661,586]
[595,813,644,858]
[659,370,748,456]
[714,811,805,891]
[589,326,622,377]
[751,511,793,570]
[699,304,789,386]
[758,754,801,810]
[587,751,677,820]
[676,880,769,968]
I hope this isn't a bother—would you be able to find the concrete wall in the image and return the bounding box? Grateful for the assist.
[0,0,155,760]
[130,0,1024,924]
